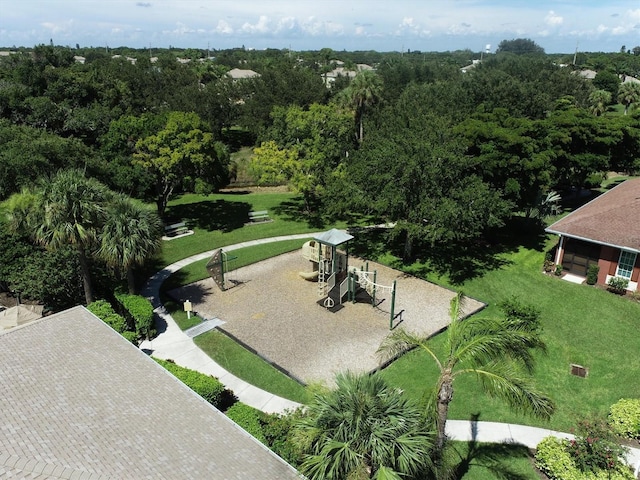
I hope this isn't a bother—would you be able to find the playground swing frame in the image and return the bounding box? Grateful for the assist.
[347,264,398,330]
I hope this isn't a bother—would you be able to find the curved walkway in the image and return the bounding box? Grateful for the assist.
[139,234,640,471]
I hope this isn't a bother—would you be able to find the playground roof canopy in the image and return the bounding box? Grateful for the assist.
[314,228,353,247]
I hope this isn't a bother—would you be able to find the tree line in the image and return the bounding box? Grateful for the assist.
[1,40,640,308]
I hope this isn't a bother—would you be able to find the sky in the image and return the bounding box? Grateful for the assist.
[1,0,639,54]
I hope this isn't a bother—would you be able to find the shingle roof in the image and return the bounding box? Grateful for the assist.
[0,306,301,479]
[546,178,640,252]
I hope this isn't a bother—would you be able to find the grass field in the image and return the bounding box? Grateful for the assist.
[379,237,640,432]
[153,189,640,434]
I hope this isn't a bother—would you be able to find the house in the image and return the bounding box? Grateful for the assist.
[323,63,374,87]
[227,68,260,80]
[546,178,640,291]
[0,306,301,478]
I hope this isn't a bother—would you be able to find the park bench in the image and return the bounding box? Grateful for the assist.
[164,221,189,238]
[247,210,272,224]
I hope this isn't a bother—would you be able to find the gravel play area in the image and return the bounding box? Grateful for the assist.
[170,250,485,386]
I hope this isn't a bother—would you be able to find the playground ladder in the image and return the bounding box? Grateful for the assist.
[317,258,327,297]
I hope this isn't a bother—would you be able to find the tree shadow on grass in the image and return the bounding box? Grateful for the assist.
[165,199,252,232]
[445,412,537,480]
[271,196,327,229]
[349,216,550,286]
[447,440,535,480]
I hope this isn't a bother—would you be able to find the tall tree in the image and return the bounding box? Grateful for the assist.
[133,111,231,216]
[295,371,433,480]
[496,38,545,55]
[588,89,612,116]
[377,293,554,453]
[5,170,111,305]
[617,81,640,115]
[340,70,383,144]
[98,195,163,294]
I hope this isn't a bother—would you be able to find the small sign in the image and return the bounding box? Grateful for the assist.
[183,300,192,319]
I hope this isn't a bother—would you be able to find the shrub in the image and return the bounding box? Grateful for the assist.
[567,418,627,473]
[154,358,227,409]
[586,264,600,285]
[535,436,634,480]
[115,291,154,339]
[535,436,578,479]
[607,277,629,295]
[226,403,267,443]
[609,398,640,439]
[87,299,133,342]
[585,173,605,189]
[262,409,305,467]
[555,264,563,276]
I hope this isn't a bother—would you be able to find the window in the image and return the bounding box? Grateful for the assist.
[616,250,637,279]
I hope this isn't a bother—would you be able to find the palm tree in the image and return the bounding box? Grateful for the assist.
[377,293,555,453]
[588,89,611,116]
[98,194,163,294]
[33,170,110,305]
[617,82,640,115]
[295,371,433,480]
[341,70,383,145]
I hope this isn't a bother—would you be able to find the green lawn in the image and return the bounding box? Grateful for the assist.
[380,239,640,432]
[152,191,640,434]
[194,329,311,404]
[447,442,539,480]
[156,191,321,267]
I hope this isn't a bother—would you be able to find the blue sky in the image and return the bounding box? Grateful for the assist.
[1,0,639,54]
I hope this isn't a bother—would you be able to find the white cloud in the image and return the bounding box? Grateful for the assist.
[241,16,272,34]
[41,20,73,35]
[545,10,563,26]
[215,20,233,35]
[164,22,197,36]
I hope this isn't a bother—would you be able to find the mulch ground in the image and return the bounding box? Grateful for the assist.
[170,250,485,386]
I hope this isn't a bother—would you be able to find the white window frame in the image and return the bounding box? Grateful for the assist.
[615,250,637,279]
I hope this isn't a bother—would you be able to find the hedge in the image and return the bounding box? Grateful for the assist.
[114,290,154,339]
[226,403,267,444]
[535,436,635,480]
[87,300,134,342]
[154,358,227,409]
[609,398,640,439]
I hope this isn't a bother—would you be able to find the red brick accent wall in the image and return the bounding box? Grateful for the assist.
[632,254,640,282]
[599,246,618,284]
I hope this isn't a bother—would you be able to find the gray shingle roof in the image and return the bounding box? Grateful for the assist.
[546,178,640,252]
[0,306,301,479]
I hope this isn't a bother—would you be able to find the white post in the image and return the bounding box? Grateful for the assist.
[554,236,565,265]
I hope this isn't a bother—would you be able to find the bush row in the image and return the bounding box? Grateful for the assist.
[114,290,154,339]
[153,358,230,409]
[87,300,137,343]
[535,437,634,480]
[224,402,304,466]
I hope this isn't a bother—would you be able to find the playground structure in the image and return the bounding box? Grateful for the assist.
[301,229,398,328]
[206,249,238,291]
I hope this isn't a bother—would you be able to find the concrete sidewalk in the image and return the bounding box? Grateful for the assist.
[140,233,640,473]
[139,233,319,414]
[447,420,640,472]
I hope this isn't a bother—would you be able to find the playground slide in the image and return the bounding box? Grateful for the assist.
[299,270,319,281]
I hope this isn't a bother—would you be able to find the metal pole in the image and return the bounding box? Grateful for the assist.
[389,280,397,330]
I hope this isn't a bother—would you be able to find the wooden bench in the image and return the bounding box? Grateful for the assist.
[164,222,189,237]
[247,210,272,224]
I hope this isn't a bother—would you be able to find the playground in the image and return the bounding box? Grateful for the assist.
[170,244,484,386]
